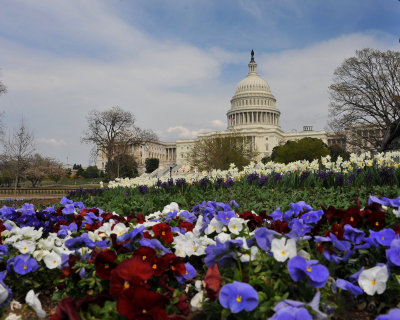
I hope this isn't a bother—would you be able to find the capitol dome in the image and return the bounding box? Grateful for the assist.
[227,50,280,130]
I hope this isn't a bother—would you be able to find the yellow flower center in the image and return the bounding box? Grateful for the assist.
[142,256,147,261]
[142,309,147,314]
[371,279,376,285]
[104,264,109,269]
[306,267,312,272]
[185,271,188,275]
[375,221,379,226]
[212,227,216,230]
[23,248,27,251]
[162,231,166,236]
[171,266,176,271]
[350,217,354,222]
[152,264,157,269]
[225,217,229,220]
[233,226,237,229]
[53,261,57,265]
[381,236,385,240]
[193,246,196,251]
[236,295,242,302]
[123,281,130,289]
[281,251,286,255]
[24,265,27,269]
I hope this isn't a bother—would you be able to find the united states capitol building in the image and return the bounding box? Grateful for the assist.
[97,51,346,176]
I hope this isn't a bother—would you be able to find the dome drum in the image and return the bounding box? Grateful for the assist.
[227,51,280,130]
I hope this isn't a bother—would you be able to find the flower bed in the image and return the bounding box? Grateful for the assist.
[1,195,400,319]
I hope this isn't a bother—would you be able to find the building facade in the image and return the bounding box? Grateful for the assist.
[98,51,346,174]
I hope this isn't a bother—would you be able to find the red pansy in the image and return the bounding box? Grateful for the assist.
[178,221,193,233]
[94,249,117,280]
[116,287,169,320]
[152,223,173,244]
[110,256,153,297]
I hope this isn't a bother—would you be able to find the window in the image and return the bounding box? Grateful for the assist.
[266,144,269,151]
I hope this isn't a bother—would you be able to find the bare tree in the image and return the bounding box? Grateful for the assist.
[0,77,6,138]
[328,48,400,152]
[3,118,35,191]
[81,106,157,180]
[0,76,6,96]
[189,133,258,171]
[23,154,65,187]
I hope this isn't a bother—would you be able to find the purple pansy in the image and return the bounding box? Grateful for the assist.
[375,308,400,320]
[335,279,363,296]
[343,224,365,244]
[370,229,396,247]
[288,256,329,288]
[386,239,400,266]
[13,255,39,275]
[219,281,259,313]
[254,227,280,251]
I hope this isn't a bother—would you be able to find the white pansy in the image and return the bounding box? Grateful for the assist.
[13,240,36,255]
[162,202,179,214]
[1,230,10,237]
[0,283,9,305]
[43,251,62,269]
[240,246,259,263]
[37,236,55,251]
[4,235,22,245]
[358,265,389,295]
[33,250,51,261]
[112,223,130,237]
[297,249,311,260]
[190,291,204,310]
[18,227,43,240]
[5,314,21,320]
[216,232,231,243]
[228,217,244,235]
[10,300,21,311]
[271,237,297,262]
[205,218,223,235]
[25,290,46,318]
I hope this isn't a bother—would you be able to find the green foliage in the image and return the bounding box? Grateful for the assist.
[271,138,330,164]
[145,158,159,173]
[189,133,258,171]
[328,144,350,161]
[83,166,100,178]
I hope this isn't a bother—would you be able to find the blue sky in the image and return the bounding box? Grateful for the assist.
[0,0,399,165]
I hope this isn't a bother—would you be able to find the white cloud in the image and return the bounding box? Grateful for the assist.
[257,32,396,132]
[167,126,209,139]
[36,138,67,147]
[210,119,225,128]
[0,1,396,166]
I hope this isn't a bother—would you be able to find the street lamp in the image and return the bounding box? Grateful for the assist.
[169,163,173,179]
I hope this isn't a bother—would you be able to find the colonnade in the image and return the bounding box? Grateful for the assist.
[228,111,280,127]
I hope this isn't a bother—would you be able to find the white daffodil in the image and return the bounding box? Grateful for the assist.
[25,290,46,318]
[358,265,389,295]
[228,217,244,235]
[13,240,36,255]
[43,251,61,269]
[205,218,224,235]
[271,237,297,262]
